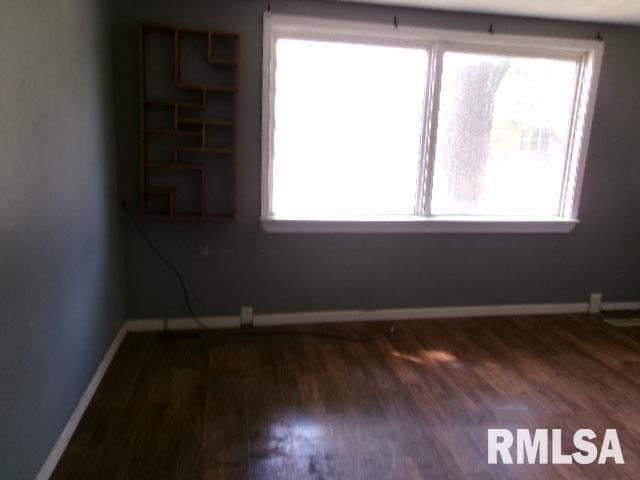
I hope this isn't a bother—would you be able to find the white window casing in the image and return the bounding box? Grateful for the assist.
[261,13,604,233]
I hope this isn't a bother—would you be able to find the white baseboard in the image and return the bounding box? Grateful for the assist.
[601,301,640,311]
[125,315,240,332]
[127,301,640,330]
[253,302,591,326]
[125,300,640,330]
[35,323,127,480]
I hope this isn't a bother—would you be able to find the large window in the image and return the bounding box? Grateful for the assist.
[261,15,603,233]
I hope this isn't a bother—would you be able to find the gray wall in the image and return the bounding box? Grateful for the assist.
[0,0,124,478]
[113,0,640,319]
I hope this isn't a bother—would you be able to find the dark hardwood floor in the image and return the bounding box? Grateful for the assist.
[52,313,640,479]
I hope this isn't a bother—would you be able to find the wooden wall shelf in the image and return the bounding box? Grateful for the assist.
[139,24,239,221]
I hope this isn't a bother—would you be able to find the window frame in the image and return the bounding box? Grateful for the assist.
[261,13,604,233]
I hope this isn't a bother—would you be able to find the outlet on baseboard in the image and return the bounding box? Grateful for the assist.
[240,306,253,327]
[589,293,602,314]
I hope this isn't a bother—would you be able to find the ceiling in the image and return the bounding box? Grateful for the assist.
[335,0,640,25]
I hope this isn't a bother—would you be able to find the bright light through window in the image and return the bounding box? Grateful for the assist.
[262,15,603,233]
[272,39,429,217]
[431,52,579,217]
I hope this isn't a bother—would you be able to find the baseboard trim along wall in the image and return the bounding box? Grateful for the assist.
[35,323,128,480]
[600,301,640,311]
[125,315,240,331]
[35,299,639,479]
[129,300,640,329]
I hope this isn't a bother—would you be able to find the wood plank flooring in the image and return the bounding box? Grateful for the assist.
[52,313,640,479]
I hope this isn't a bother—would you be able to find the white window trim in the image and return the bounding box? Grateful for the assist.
[261,13,604,234]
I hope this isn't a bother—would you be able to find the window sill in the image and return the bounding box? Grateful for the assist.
[260,215,578,234]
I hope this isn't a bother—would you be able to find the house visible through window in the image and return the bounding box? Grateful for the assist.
[261,15,603,233]
[521,128,552,154]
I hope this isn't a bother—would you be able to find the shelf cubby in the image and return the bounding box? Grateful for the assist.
[139,24,239,221]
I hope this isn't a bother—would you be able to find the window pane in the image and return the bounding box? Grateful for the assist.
[431,51,578,216]
[271,39,429,217]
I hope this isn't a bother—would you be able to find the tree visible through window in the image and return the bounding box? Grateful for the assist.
[431,52,579,216]
[262,15,603,232]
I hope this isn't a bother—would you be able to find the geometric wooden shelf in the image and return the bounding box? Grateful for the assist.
[139,24,239,221]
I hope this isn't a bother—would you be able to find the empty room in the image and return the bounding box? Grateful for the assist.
[2,0,640,478]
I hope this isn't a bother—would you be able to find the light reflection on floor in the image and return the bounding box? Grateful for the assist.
[391,349,458,365]
[257,415,405,478]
